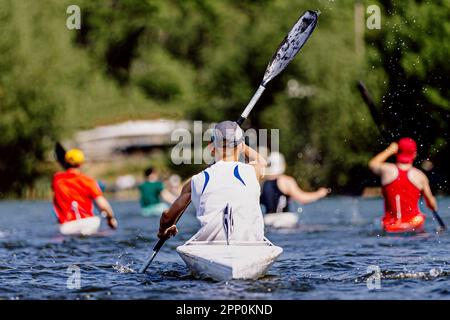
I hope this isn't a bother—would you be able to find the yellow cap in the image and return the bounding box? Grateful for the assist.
[65,149,85,167]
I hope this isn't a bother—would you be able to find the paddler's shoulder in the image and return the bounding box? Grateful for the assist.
[77,173,97,183]
[225,161,257,174]
[409,166,428,180]
[52,171,65,184]
[191,167,209,182]
[53,171,66,178]
[53,169,78,179]
[276,174,295,184]
[64,170,97,184]
[381,162,398,173]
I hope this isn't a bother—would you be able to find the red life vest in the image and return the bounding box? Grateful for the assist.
[381,166,425,233]
[52,169,103,224]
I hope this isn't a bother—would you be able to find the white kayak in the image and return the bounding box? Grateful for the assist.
[59,216,101,236]
[264,212,299,229]
[176,237,283,281]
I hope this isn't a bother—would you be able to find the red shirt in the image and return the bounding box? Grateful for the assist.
[381,166,425,231]
[52,169,103,224]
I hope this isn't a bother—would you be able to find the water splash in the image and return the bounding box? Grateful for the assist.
[356,268,449,282]
[113,262,135,273]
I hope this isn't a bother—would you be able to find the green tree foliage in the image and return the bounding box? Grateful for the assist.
[0,1,62,195]
[0,0,448,196]
[73,0,379,192]
[365,0,450,191]
[0,0,161,195]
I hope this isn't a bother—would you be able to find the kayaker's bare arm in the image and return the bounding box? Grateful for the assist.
[369,142,398,175]
[242,144,267,180]
[158,180,192,239]
[278,175,329,204]
[95,196,118,229]
[421,175,438,211]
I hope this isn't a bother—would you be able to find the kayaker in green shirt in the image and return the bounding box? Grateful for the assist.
[139,167,176,216]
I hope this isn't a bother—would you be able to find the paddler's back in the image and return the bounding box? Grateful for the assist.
[52,169,102,223]
[191,160,264,241]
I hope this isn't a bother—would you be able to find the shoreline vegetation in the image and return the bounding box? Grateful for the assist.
[1,0,448,199]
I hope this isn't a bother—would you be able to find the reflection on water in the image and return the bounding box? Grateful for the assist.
[0,197,449,299]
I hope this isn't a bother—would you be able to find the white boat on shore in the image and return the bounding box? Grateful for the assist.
[176,237,283,281]
[264,212,299,229]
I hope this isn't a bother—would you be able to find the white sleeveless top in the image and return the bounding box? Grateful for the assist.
[191,161,264,241]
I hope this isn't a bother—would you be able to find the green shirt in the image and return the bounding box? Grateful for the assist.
[139,181,164,207]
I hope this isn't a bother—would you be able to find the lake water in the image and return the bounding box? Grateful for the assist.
[0,197,449,300]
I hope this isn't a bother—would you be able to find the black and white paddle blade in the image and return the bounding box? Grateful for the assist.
[222,204,234,245]
[237,10,319,124]
[356,80,397,143]
[262,10,319,86]
[357,81,377,112]
[55,142,70,169]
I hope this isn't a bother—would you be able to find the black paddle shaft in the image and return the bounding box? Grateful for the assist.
[140,202,189,273]
[236,116,246,126]
[153,238,165,252]
[432,211,446,230]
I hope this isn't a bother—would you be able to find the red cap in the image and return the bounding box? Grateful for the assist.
[397,137,417,163]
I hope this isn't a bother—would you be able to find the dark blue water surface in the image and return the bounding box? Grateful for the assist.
[0,197,449,300]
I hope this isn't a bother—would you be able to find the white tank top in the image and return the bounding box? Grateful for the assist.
[191,161,264,241]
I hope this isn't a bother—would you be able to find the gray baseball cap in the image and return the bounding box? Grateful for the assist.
[211,121,244,148]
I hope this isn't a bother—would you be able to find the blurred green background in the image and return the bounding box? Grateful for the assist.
[0,0,448,198]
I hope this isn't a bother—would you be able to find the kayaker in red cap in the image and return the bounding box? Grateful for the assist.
[369,138,438,233]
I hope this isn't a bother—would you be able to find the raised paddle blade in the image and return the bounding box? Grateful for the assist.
[356,80,383,130]
[357,81,377,112]
[356,80,393,143]
[238,10,319,124]
[55,142,70,169]
[262,10,319,86]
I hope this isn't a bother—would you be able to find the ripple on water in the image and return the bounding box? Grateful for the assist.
[321,260,355,269]
[245,278,315,294]
[355,268,450,283]
[1,199,449,299]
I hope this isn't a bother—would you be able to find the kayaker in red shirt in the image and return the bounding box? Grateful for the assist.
[52,149,118,235]
[369,138,438,233]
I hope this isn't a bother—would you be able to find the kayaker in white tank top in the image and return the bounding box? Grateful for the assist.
[157,121,267,242]
[191,160,264,241]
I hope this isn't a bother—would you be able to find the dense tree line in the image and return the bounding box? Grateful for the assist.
[0,0,448,196]
[366,0,449,192]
